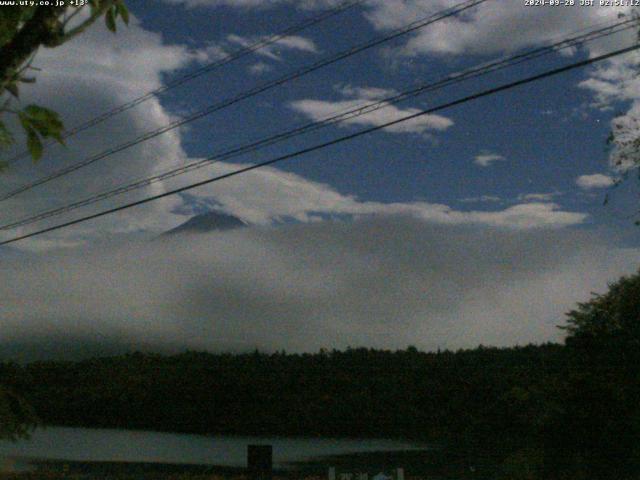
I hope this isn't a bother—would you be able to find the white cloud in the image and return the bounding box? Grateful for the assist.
[576,173,615,189]
[336,85,399,100]
[459,195,501,203]
[474,152,505,167]
[576,37,639,176]
[272,35,319,53]
[171,161,586,229]
[226,33,318,61]
[289,85,453,134]
[198,33,318,73]
[579,52,640,108]
[517,192,560,202]
[162,0,285,7]
[160,0,341,9]
[290,99,453,133]
[248,62,272,75]
[0,11,199,250]
[190,43,229,64]
[363,1,634,58]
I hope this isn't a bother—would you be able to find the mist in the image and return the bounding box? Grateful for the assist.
[1,217,638,361]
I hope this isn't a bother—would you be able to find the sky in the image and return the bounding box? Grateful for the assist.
[1,0,640,359]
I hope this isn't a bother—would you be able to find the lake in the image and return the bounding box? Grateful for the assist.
[0,427,428,470]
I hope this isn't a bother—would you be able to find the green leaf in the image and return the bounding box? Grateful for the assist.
[16,106,65,161]
[17,111,30,131]
[25,125,43,161]
[22,105,64,144]
[105,6,117,32]
[0,121,14,148]
[0,7,32,48]
[117,2,129,25]
[23,104,62,125]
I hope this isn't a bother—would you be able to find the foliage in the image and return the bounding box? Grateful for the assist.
[549,270,640,480]
[495,447,544,480]
[0,378,38,441]
[562,269,640,351]
[0,1,129,162]
[1,344,566,477]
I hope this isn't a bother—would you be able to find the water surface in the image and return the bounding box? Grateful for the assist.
[0,427,427,468]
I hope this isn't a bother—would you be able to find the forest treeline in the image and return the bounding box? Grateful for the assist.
[1,270,640,480]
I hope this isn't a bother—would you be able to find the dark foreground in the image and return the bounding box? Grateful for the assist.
[3,270,640,479]
[0,449,505,480]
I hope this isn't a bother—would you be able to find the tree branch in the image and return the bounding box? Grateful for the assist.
[61,1,117,44]
[0,6,66,91]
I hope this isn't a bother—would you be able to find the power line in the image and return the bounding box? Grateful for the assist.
[4,0,368,166]
[1,42,637,247]
[2,18,635,232]
[0,0,487,201]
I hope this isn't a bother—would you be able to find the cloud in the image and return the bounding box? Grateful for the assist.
[158,0,639,161]
[517,192,560,202]
[474,152,505,167]
[1,147,587,251]
[187,34,318,66]
[248,62,272,75]
[162,0,287,8]
[226,34,318,61]
[160,0,341,9]
[459,195,501,203]
[0,10,202,250]
[158,0,636,62]
[289,85,453,135]
[271,35,319,54]
[607,103,640,173]
[578,52,640,108]
[1,219,637,361]
[190,43,229,64]
[0,3,594,251]
[194,33,318,74]
[577,43,639,175]
[336,85,399,100]
[170,161,587,228]
[363,1,635,58]
[576,173,615,189]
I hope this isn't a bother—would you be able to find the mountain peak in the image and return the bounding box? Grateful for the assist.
[166,211,246,235]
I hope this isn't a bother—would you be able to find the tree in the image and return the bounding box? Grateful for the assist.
[0,385,37,441]
[562,269,640,354]
[607,110,640,223]
[603,9,640,220]
[0,1,129,164]
[548,270,640,479]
